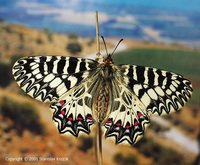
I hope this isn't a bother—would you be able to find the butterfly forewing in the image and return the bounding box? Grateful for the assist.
[12,56,98,102]
[119,65,193,115]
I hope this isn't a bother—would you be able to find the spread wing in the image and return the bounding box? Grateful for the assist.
[50,81,94,137]
[12,55,98,136]
[104,78,150,145]
[103,64,192,145]
[121,65,193,115]
[12,56,193,144]
[49,69,106,137]
[12,56,98,102]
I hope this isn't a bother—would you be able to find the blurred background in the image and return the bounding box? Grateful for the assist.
[0,0,200,165]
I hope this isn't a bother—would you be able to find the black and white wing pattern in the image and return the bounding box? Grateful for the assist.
[12,54,193,145]
[12,56,98,136]
[49,69,107,137]
[12,56,98,102]
[103,64,192,145]
[120,65,193,115]
[104,76,150,145]
[50,81,94,137]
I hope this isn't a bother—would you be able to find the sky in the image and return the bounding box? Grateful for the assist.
[0,0,200,47]
[80,0,200,11]
[1,0,198,27]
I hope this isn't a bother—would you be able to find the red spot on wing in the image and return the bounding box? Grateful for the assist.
[138,112,142,117]
[78,117,83,121]
[60,100,65,106]
[87,116,93,120]
[61,110,65,115]
[116,123,121,126]
[134,121,138,126]
[68,117,73,121]
[106,120,112,123]
[126,125,130,129]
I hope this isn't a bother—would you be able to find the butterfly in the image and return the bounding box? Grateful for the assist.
[12,46,193,145]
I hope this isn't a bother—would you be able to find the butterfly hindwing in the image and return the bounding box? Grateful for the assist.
[12,56,98,102]
[49,69,106,137]
[102,72,150,145]
[104,80,150,145]
[119,65,193,116]
[50,81,94,137]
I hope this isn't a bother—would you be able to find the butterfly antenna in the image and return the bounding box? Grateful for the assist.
[111,39,123,56]
[101,36,109,56]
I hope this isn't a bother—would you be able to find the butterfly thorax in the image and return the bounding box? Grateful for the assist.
[100,55,115,79]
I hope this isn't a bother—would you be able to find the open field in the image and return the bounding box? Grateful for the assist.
[114,48,200,79]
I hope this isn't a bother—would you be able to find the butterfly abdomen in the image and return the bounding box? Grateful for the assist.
[94,81,109,123]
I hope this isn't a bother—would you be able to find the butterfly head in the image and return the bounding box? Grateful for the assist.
[104,54,113,63]
[98,38,123,78]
